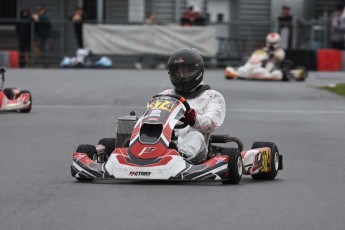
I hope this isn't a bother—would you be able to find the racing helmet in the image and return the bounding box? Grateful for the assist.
[167,48,204,93]
[266,32,281,49]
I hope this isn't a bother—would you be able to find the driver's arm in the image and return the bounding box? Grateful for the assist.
[192,91,226,133]
[274,49,285,62]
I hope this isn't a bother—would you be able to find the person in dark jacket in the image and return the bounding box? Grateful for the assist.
[16,9,32,68]
[32,5,52,65]
[69,6,85,48]
[278,5,293,49]
[330,5,345,49]
[180,6,195,26]
[192,9,207,26]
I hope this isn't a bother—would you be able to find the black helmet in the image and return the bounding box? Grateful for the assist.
[168,48,204,92]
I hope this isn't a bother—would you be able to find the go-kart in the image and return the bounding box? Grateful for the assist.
[225,49,307,81]
[0,67,32,113]
[71,94,283,184]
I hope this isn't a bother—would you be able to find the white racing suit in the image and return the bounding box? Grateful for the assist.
[264,47,286,72]
[160,88,226,163]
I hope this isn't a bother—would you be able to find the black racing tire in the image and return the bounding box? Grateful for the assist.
[280,60,293,82]
[3,88,15,99]
[296,66,307,81]
[221,147,243,184]
[19,90,32,113]
[98,138,116,157]
[281,73,290,82]
[75,144,97,181]
[76,144,97,161]
[225,75,234,80]
[251,142,279,180]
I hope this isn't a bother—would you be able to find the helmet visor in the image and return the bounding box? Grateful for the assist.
[169,65,199,81]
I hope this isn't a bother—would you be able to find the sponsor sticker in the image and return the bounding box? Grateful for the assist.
[174,57,184,64]
[138,147,156,156]
[216,156,226,164]
[74,153,85,162]
[129,171,152,176]
[150,109,161,117]
[260,150,270,172]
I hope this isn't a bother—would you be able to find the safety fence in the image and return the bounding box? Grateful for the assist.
[0,17,331,68]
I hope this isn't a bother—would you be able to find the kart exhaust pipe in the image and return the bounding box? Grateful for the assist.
[95,144,106,163]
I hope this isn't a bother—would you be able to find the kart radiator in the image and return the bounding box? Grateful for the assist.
[116,112,137,148]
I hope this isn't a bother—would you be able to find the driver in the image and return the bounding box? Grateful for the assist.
[263,32,286,72]
[160,48,226,164]
[0,67,5,90]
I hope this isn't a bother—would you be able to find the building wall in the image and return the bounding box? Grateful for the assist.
[105,0,129,24]
[271,0,306,20]
[206,0,230,23]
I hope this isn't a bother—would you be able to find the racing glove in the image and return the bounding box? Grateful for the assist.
[184,109,197,126]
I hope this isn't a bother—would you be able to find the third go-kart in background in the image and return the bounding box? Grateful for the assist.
[224,49,308,82]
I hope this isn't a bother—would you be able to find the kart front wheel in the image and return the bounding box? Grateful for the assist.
[251,142,280,180]
[98,138,116,157]
[221,148,243,184]
[75,144,97,181]
[19,90,32,113]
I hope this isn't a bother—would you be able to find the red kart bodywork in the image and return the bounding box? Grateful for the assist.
[0,88,32,113]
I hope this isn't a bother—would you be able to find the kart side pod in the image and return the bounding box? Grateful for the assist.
[116,111,138,148]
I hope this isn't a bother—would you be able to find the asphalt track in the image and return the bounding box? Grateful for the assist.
[1,69,345,230]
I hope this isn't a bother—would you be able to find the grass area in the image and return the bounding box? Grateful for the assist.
[319,83,345,97]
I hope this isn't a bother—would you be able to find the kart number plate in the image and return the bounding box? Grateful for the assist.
[149,100,174,112]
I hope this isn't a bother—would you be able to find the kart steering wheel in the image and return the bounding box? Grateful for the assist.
[152,94,190,129]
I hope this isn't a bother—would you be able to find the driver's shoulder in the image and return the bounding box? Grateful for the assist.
[203,89,224,100]
[159,88,174,95]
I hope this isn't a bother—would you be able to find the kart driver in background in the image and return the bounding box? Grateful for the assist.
[263,32,286,72]
[159,48,226,164]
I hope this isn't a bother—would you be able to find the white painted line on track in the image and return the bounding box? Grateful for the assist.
[229,108,345,114]
[35,105,139,109]
[34,105,345,114]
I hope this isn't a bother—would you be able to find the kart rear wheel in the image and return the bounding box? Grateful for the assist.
[251,142,279,180]
[98,138,116,157]
[221,148,243,184]
[3,88,15,99]
[280,60,293,82]
[75,144,97,181]
[19,90,32,113]
[296,66,307,81]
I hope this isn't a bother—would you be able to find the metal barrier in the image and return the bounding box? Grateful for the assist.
[0,18,332,68]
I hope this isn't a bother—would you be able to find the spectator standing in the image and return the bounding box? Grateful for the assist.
[69,6,85,48]
[144,13,156,25]
[330,5,345,50]
[32,5,52,65]
[16,9,32,68]
[180,6,195,26]
[192,8,207,26]
[278,5,293,49]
